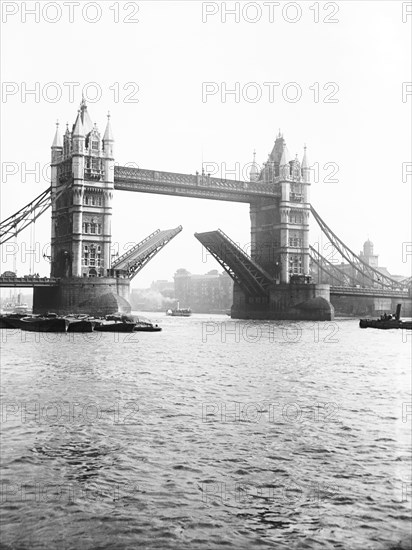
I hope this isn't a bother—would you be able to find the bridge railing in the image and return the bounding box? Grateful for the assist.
[330,285,410,296]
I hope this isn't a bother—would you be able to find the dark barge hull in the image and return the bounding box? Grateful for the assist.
[67,320,96,332]
[0,315,25,329]
[94,322,135,332]
[8,317,69,332]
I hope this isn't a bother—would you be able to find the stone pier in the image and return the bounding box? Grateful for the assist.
[232,282,334,321]
[33,277,131,316]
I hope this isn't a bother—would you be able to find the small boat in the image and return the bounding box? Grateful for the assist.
[359,304,412,330]
[134,321,162,332]
[94,315,136,332]
[166,302,192,317]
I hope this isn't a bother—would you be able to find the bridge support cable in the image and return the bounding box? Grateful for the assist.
[399,276,412,289]
[309,245,358,287]
[111,226,183,279]
[195,229,273,297]
[0,186,65,246]
[311,206,406,290]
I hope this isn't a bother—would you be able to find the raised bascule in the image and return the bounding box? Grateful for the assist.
[1,102,411,318]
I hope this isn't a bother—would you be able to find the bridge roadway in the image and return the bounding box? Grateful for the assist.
[1,276,409,301]
[0,276,59,288]
[330,286,410,299]
[114,166,280,203]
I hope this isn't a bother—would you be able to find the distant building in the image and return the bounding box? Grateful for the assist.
[359,239,379,269]
[174,268,233,313]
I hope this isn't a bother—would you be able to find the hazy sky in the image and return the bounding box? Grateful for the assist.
[1,0,411,288]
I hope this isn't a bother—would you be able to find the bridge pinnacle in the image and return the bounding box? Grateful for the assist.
[301,145,309,169]
[250,149,259,182]
[73,110,84,137]
[103,112,114,142]
[51,120,63,148]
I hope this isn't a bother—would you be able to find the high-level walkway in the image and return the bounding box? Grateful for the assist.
[114,166,279,203]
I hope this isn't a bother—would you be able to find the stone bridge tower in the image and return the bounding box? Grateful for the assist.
[50,99,114,279]
[233,132,333,319]
[249,133,311,283]
[33,101,130,316]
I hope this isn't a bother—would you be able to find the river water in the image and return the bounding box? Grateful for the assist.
[0,315,411,550]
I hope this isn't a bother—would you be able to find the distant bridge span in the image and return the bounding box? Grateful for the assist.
[330,286,410,299]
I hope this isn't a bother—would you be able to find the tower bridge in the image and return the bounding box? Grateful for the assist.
[1,101,410,318]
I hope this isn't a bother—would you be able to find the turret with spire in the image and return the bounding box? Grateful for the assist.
[301,145,310,183]
[249,150,259,182]
[72,109,85,156]
[103,112,114,158]
[51,121,63,163]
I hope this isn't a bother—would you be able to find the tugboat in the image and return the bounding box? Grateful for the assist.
[166,302,192,317]
[359,304,412,330]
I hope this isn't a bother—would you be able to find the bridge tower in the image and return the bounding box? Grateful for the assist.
[50,100,114,279]
[250,133,310,283]
[33,101,130,315]
[225,132,333,320]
